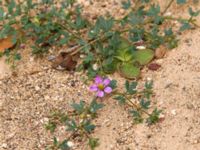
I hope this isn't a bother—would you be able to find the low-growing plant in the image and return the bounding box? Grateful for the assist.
[46,76,162,149]
[1,0,198,149]
[113,80,161,124]
[45,99,104,150]
[0,0,199,77]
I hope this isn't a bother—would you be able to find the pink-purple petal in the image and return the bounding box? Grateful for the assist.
[104,86,112,93]
[103,78,110,86]
[95,76,103,84]
[97,90,104,97]
[89,85,98,91]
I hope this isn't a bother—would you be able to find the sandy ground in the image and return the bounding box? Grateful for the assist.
[1,0,200,150]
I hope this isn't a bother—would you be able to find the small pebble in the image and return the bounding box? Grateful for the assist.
[171,109,177,115]
[1,143,8,148]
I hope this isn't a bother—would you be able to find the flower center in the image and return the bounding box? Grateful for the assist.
[98,84,104,90]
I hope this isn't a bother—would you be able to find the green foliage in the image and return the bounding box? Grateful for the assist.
[114,95,126,104]
[113,80,162,124]
[1,0,198,78]
[45,99,104,150]
[88,138,99,150]
[125,80,137,95]
[109,79,117,90]
[134,49,154,65]
[119,63,140,79]
[177,0,187,4]
[147,108,162,125]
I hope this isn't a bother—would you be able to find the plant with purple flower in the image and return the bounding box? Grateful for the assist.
[90,76,113,97]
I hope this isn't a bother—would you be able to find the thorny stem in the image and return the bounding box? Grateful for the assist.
[161,0,175,15]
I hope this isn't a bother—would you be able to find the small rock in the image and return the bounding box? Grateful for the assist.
[1,143,7,148]
[35,86,40,91]
[171,109,177,115]
[48,55,56,61]
[67,141,74,147]
[29,57,34,62]
[186,102,194,109]
[136,45,146,50]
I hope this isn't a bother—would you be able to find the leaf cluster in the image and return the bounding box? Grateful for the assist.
[45,99,103,150]
[114,80,162,125]
[0,0,199,78]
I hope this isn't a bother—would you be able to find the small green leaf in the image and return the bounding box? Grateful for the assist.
[114,95,126,104]
[125,80,137,95]
[96,16,114,32]
[14,53,21,60]
[122,0,131,9]
[177,0,187,4]
[66,120,77,131]
[83,120,95,133]
[88,138,99,150]
[119,63,140,79]
[146,108,162,125]
[129,109,144,124]
[179,22,191,31]
[102,58,118,73]
[45,121,56,133]
[188,7,200,17]
[134,49,154,65]
[89,100,104,114]
[53,137,58,146]
[71,101,85,114]
[109,80,117,89]
[59,140,70,150]
[140,99,150,109]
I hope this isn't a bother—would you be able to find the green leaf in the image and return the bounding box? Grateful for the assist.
[102,57,118,74]
[179,22,191,31]
[83,120,95,133]
[8,0,16,15]
[66,120,77,131]
[59,140,70,150]
[97,16,114,32]
[45,121,56,133]
[71,101,85,114]
[188,7,200,17]
[75,14,87,29]
[114,95,126,104]
[145,81,153,90]
[146,108,162,125]
[83,53,93,64]
[88,138,99,150]
[119,63,140,79]
[147,5,160,17]
[115,39,133,62]
[177,0,187,4]
[140,99,150,109]
[53,137,59,146]
[125,80,137,95]
[14,53,21,61]
[122,0,131,10]
[129,109,144,124]
[109,80,117,89]
[141,0,150,3]
[89,100,104,114]
[134,49,154,65]
[0,7,4,21]
[128,11,144,25]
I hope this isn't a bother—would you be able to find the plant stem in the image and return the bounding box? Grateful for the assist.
[164,16,200,28]
[113,91,151,116]
[161,0,175,15]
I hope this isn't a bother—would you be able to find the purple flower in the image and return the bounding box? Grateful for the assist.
[90,76,112,98]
